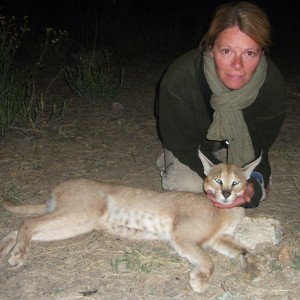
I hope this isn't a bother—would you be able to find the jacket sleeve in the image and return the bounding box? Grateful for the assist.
[243,59,286,207]
[157,51,212,179]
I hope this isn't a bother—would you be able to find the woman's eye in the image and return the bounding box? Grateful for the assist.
[232,180,240,186]
[246,51,255,57]
[222,49,230,55]
[214,178,223,185]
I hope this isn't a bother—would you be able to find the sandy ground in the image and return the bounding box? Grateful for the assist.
[0,49,299,300]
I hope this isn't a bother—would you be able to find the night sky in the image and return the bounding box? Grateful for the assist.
[0,0,298,50]
[0,1,295,28]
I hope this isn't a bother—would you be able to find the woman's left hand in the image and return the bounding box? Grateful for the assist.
[206,183,255,208]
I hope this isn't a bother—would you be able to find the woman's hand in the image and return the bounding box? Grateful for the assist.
[206,183,255,208]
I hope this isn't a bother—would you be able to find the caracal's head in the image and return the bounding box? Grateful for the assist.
[198,150,261,205]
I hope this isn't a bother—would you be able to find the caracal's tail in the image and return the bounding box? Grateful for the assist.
[3,199,48,215]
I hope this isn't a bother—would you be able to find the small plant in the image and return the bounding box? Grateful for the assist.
[25,73,68,128]
[0,15,30,135]
[111,248,180,274]
[65,50,123,103]
[23,28,69,128]
[291,254,300,270]
[270,260,283,271]
[111,249,154,274]
[0,15,68,135]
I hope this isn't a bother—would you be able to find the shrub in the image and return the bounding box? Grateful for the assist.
[0,15,30,135]
[65,50,123,103]
[0,15,68,135]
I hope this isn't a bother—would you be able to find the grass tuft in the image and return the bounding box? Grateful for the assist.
[65,50,123,103]
[111,247,180,274]
[0,15,68,135]
[291,254,300,270]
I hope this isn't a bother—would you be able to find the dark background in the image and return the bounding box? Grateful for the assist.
[0,0,298,53]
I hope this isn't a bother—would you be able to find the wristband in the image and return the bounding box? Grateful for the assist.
[250,171,266,201]
[250,171,264,185]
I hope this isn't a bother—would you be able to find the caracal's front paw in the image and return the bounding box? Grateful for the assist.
[189,266,212,293]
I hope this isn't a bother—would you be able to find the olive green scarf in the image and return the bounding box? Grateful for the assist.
[203,51,267,166]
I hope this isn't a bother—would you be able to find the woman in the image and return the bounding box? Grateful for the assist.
[156,1,286,208]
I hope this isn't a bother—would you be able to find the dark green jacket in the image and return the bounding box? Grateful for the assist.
[157,49,286,207]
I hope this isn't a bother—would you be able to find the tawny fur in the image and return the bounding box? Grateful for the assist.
[0,151,262,294]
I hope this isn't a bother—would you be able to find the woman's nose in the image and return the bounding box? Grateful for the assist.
[232,55,243,70]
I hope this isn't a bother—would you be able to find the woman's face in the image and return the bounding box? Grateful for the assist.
[209,26,263,90]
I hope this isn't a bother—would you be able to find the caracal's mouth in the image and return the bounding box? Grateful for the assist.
[207,190,236,205]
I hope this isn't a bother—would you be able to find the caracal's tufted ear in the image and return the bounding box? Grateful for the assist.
[198,149,215,176]
[241,154,262,180]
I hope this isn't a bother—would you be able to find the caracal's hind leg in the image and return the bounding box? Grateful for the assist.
[0,231,18,263]
[8,212,99,267]
[171,237,214,293]
[210,235,262,279]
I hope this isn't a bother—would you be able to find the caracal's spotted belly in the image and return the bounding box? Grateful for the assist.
[104,197,173,240]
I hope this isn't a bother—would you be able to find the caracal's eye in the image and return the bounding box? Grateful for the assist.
[214,178,223,185]
[232,180,240,186]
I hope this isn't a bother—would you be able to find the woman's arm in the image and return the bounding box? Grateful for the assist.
[157,51,212,179]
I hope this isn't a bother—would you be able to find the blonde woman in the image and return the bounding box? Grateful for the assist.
[156,1,286,208]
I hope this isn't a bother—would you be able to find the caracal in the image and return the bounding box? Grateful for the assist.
[0,150,261,293]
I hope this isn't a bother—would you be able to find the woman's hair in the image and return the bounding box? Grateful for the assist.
[199,1,271,53]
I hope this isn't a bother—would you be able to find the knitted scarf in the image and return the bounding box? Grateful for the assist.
[203,51,267,166]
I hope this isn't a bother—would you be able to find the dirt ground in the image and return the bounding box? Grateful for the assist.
[0,48,299,300]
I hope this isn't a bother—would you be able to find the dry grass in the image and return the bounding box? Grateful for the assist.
[0,55,299,299]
